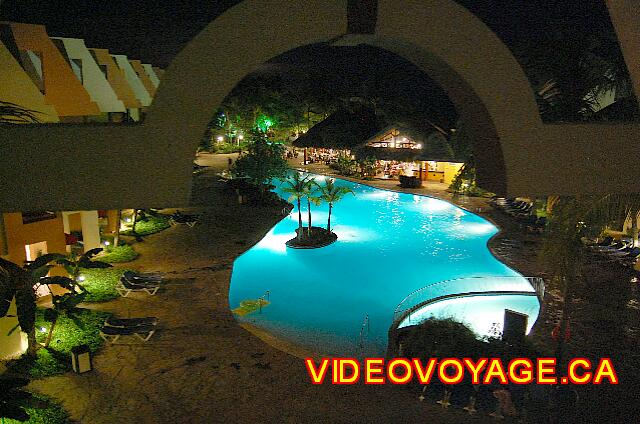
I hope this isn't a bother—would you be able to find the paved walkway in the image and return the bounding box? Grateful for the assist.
[28,163,500,423]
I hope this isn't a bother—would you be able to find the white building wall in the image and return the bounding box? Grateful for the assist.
[52,38,126,113]
[142,63,161,88]
[112,54,152,107]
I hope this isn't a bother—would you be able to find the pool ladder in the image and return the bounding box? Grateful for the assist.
[258,290,270,313]
[358,314,370,354]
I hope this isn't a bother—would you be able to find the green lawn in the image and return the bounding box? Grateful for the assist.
[4,394,71,424]
[121,215,170,236]
[96,244,139,263]
[7,308,111,378]
[79,268,127,302]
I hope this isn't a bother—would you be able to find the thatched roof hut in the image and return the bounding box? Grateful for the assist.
[292,106,378,149]
[353,125,454,162]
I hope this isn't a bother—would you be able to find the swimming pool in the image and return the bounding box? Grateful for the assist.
[229,174,539,356]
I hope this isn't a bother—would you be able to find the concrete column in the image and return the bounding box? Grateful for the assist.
[80,210,100,252]
[607,0,640,109]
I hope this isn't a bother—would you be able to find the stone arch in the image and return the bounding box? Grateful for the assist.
[148,0,542,195]
[2,0,639,211]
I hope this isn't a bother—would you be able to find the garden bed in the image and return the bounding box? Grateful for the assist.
[96,244,139,263]
[6,308,111,378]
[286,226,338,249]
[79,268,128,302]
[121,215,170,236]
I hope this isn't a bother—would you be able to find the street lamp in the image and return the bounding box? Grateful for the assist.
[217,136,224,143]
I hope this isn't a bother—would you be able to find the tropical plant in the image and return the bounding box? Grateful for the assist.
[40,249,112,348]
[541,193,640,367]
[0,377,32,423]
[281,172,310,240]
[0,258,37,355]
[0,101,41,124]
[358,157,377,179]
[231,131,288,194]
[0,249,111,353]
[330,156,358,176]
[305,179,322,237]
[317,178,354,233]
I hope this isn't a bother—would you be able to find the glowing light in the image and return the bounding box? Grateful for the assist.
[103,241,110,246]
[420,198,453,212]
[77,275,86,282]
[238,134,244,140]
[125,218,132,223]
[40,327,46,333]
[416,144,422,149]
[217,136,224,142]
[464,223,496,235]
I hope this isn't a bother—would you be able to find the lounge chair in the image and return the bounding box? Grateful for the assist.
[104,316,158,328]
[169,211,199,227]
[123,270,163,283]
[100,323,157,343]
[117,276,160,297]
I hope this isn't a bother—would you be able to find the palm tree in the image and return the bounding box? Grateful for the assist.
[541,193,640,369]
[281,172,310,240]
[317,178,354,233]
[305,180,321,237]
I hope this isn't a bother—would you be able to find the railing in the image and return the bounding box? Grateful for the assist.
[392,276,545,324]
[357,313,370,354]
[258,290,270,313]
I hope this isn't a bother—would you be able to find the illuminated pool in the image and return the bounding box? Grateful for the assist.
[229,174,539,356]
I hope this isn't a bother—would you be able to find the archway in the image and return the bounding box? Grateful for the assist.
[1,0,639,212]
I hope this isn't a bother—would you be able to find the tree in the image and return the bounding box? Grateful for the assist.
[0,250,111,353]
[317,178,354,233]
[231,131,288,193]
[0,258,37,355]
[305,180,321,237]
[281,172,310,241]
[541,193,640,370]
[41,249,112,347]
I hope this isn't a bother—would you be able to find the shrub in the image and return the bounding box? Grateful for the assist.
[79,268,127,302]
[121,215,170,236]
[7,308,111,378]
[329,156,358,176]
[96,244,139,263]
[4,394,71,424]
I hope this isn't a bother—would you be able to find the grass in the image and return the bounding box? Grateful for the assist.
[79,268,127,302]
[7,308,111,378]
[96,244,139,263]
[4,394,71,424]
[121,215,170,236]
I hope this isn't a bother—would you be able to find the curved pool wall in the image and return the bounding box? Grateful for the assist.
[229,174,540,356]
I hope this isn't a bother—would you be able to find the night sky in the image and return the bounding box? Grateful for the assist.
[0,0,617,68]
[0,0,622,127]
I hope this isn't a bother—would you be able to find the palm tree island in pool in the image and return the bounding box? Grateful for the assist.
[280,173,353,249]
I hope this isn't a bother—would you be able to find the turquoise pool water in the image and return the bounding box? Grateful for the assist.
[229,174,539,356]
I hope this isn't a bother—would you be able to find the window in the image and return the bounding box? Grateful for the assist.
[22,211,57,224]
[71,59,83,84]
[20,50,44,93]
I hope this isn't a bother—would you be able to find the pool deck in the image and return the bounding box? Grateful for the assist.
[21,156,503,423]
[293,160,640,421]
